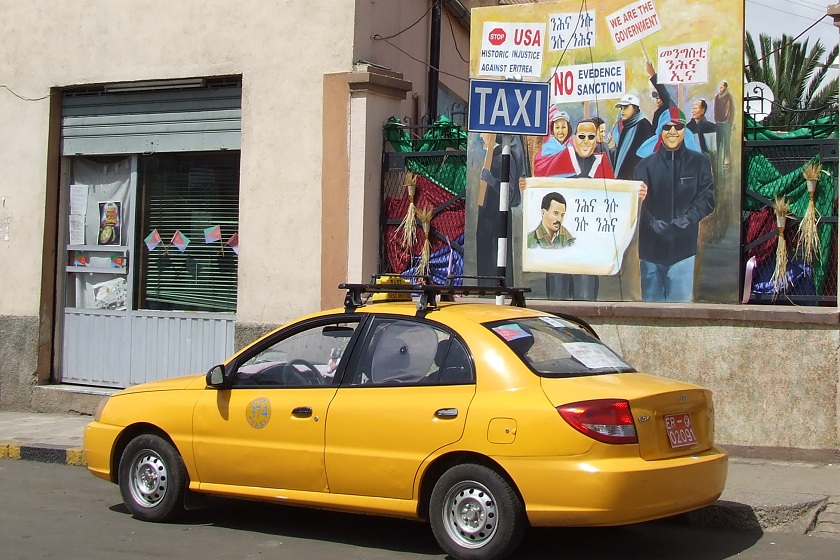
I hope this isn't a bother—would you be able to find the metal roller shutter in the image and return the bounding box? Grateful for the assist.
[60,79,242,155]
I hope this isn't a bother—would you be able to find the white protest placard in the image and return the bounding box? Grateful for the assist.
[550,61,625,104]
[657,42,710,84]
[479,21,545,78]
[522,178,642,275]
[605,0,662,51]
[548,10,596,51]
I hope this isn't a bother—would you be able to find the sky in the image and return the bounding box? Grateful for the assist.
[745,0,838,52]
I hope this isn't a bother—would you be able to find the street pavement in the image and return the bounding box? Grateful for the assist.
[1,411,838,539]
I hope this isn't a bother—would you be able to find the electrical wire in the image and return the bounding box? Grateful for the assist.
[748,0,836,23]
[375,2,435,41]
[0,85,51,102]
[578,0,626,300]
[747,14,832,65]
[373,34,469,82]
[543,0,587,85]
[447,5,469,64]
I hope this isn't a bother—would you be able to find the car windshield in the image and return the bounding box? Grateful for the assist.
[484,316,635,377]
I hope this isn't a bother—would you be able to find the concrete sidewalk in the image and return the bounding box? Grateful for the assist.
[1,411,838,538]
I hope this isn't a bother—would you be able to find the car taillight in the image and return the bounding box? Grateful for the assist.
[557,399,638,444]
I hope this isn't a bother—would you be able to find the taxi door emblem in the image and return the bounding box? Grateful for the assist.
[246,397,271,429]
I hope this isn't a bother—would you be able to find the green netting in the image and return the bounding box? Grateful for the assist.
[384,116,467,195]
[745,153,836,294]
[745,114,837,141]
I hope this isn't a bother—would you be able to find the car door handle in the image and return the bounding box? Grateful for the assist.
[292,406,313,417]
[435,408,459,419]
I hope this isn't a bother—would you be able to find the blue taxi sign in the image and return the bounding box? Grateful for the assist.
[468,79,550,135]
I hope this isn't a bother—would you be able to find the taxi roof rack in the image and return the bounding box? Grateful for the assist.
[340,275,532,315]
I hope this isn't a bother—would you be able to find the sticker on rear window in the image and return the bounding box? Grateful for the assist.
[539,317,566,329]
[493,323,532,342]
[563,342,626,369]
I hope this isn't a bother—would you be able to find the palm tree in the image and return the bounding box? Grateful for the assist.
[744,31,839,129]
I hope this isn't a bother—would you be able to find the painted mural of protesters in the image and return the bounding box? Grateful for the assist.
[714,81,735,168]
[646,60,676,130]
[590,116,612,155]
[477,134,527,286]
[687,99,717,154]
[534,107,572,176]
[541,120,614,300]
[527,191,574,249]
[535,120,615,180]
[610,93,654,180]
[634,108,715,302]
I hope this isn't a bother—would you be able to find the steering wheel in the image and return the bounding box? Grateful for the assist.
[282,358,325,386]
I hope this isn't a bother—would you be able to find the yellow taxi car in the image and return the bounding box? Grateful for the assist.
[85,279,727,560]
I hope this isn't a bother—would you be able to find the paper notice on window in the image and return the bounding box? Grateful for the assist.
[563,342,626,369]
[522,177,641,275]
[69,214,85,245]
[70,184,88,216]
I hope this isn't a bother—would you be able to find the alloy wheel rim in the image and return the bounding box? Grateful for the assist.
[442,479,499,549]
[128,449,168,508]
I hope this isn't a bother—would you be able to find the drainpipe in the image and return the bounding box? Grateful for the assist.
[428,0,441,122]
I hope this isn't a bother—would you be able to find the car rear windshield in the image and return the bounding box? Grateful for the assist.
[484,316,635,378]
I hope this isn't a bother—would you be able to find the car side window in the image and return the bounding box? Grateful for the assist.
[233,320,360,388]
[348,318,473,386]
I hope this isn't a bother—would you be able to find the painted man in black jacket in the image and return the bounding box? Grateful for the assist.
[610,93,654,180]
[633,107,715,302]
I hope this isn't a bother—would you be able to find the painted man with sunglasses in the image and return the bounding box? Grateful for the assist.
[534,120,615,179]
[633,107,715,302]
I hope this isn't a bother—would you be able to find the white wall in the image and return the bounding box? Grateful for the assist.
[0,0,357,322]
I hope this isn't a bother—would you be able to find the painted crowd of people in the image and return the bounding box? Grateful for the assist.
[480,68,732,303]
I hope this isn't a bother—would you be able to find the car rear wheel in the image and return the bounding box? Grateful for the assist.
[430,464,526,560]
[118,434,187,522]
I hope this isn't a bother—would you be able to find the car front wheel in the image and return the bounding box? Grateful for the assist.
[429,463,526,560]
[118,434,187,522]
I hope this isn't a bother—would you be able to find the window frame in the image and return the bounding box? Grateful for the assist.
[340,314,475,387]
[226,314,365,389]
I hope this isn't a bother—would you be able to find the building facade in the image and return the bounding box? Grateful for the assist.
[0,0,469,409]
[0,0,838,459]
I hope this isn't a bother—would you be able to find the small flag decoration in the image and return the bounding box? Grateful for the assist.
[226,233,239,255]
[171,230,191,253]
[110,255,125,268]
[204,225,222,244]
[73,252,88,267]
[144,229,162,251]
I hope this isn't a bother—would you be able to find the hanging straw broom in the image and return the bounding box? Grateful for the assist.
[797,162,821,267]
[396,172,418,250]
[416,205,434,280]
[771,196,791,295]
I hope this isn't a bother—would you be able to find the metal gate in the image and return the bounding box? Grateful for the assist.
[379,118,467,283]
[742,114,838,305]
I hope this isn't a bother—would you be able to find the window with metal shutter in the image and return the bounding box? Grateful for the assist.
[61,79,242,155]
[136,152,240,312]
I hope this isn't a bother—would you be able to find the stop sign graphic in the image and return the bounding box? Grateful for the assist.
[488,28,506,46]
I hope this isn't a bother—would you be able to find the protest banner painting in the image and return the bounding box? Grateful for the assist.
[467,0,744,303]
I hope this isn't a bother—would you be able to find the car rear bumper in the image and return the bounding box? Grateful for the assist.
[83,421,123,482]
[497,446,728,527]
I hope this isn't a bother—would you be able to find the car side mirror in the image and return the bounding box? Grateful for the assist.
[206,364,227,388]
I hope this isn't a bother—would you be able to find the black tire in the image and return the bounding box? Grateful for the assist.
[118,434,187,522]
[429,463,526,560]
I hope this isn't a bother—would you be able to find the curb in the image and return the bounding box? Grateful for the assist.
[678,497,828,532]
[0,441,86,467]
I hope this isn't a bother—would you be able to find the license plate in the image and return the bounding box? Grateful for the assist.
[664,413,698,449]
